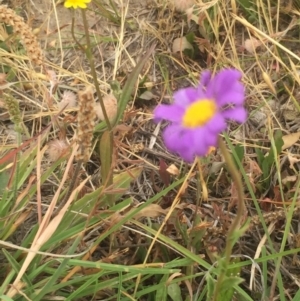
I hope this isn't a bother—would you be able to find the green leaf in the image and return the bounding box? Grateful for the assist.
[230,219,251,246]
[168,282,183,301]
[233,144,244,168]
[256,130,284,188]
[99,130,113,186]
[0,169,9,195]
[2,249,33,289]
[109,80,122,99]
[266,130,283,164]
[217,276,244,301]
[156,274,168,300]
[274,130,284,153]
[114,43,156,125]
[33,236,81,301]
[227,258,242,277]
[0,296,14,301]
[185,32,195,44]
[292,288,300,301]
[206,273,215,300]
[237,0,258,21]
[255,147,264,166]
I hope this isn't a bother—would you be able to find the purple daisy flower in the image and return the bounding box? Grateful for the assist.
[153,69,247,162]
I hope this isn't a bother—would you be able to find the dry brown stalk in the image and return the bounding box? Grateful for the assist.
[76,87,96,163]
[0,5,44,66]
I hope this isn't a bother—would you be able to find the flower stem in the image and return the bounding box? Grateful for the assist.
[80,9,114,189]
[81,9,112,132]
[212,136,245,301]
[71,12,85,53]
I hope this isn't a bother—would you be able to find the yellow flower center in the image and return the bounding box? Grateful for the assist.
[182,99,217,128]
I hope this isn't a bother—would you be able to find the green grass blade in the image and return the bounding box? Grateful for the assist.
[114,43,156,125]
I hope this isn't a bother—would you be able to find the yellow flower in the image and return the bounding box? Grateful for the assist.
[64,0,91,9]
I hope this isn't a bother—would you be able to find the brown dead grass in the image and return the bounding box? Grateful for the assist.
[2,0,300,299]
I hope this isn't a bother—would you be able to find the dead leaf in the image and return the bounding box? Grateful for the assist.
[287,152,300,169]
[273,186,284,206]
[244,37,262,54]
[260,197,273,212]
[159,159,170,186]
[282,132,300,150]
[166,164,179,176]
[172,37,193,53]
[209,162,224,175]
[49,39,56,48]
[187,221,212,233]
[282,175,297,185]
[247,158,262,178]
[95,94,118,122]
[132,204,167,220]
[58,91,77,110]
[139,90,155,100]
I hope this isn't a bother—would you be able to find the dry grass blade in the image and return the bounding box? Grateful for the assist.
[6,145,85,297]
[233,14,300,63]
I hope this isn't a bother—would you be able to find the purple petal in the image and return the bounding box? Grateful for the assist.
[206,113,228,134]
[206,69,245,107]
[162,125,195,162]
[191,128,212,156]
[215,83,245,107]
[222,107,247,123]
[214,69,242,83]
[161,123,221,161]
[200,71,211,88]
[178,141,196,162]
[173,87,204,107]
[153,104,184,123]
[162,124,182,152]
[203,129,218,147]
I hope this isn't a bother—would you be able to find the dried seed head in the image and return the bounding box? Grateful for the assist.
[0,5,44,65]
[47,139,70,162]
[3,94,22,132]
[244,37,262,54]
[47,70,59,95]
[95,93,117,122]
[76,87,96,162]
[58,90,77,111]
